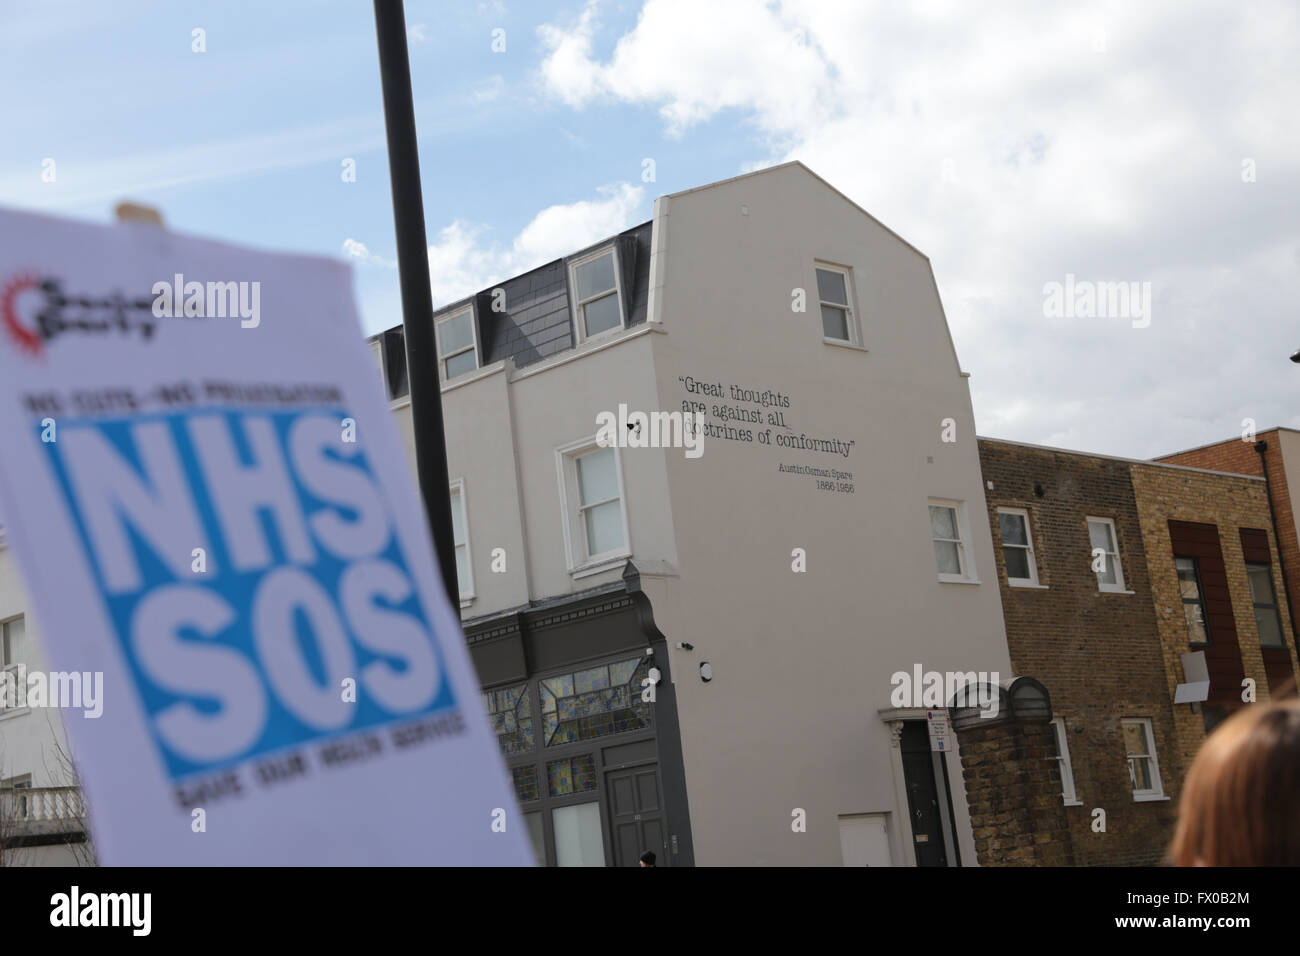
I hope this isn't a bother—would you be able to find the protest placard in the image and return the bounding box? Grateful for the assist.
[0,208,532,865]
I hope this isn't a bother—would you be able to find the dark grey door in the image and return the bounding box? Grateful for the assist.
[900,721,948,867]
[605,765,667,867]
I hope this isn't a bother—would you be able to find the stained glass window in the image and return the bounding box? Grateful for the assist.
[483,683,534,755]
[513,765,539,803]
[541,656,652,747]
[547,754,597,797]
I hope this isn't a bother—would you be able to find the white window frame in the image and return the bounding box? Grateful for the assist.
[1087,516,1127,593]
[435,305,479,382]
[928,498,979,584]
[556,436,631,578]
[997,506,1041,587]
[1,773,32,820]
[1048,717,1081,805]
[449,478,474,607]
[1247,562,1285,649]
[569,247,626,345]
[815,262,861,347]
[1122,717,1166,801]
[0,616,27,718]
[0,616,21,668]
[368,337,389,399]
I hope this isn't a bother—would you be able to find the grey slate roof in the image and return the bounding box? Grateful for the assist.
[371,219,652,399]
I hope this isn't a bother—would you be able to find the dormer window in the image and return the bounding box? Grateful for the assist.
[368,333,409,403]
[570,248,624,342]
[436,305,478,381]
[368,337,385,386]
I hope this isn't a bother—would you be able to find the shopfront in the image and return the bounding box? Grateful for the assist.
[466,573,694,866]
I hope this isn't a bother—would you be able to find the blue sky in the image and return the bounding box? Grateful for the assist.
[3,0,1299,458]
[0,0,706,331]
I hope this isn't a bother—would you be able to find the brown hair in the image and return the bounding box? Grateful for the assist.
[1170,700,1300,866]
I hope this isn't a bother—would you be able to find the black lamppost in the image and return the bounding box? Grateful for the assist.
[373,0,459,605]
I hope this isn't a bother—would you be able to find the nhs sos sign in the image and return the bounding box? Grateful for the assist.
[44,407,454,781]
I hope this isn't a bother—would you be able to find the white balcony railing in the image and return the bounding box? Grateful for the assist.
[0,787,86,837]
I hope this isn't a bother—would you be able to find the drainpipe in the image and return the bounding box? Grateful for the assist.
[1254,440,1300,662]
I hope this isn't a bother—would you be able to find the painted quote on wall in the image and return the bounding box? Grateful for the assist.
[678,375,857,494]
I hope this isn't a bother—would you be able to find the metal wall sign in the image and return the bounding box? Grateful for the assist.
[927,710,954,752]
[0,208,533,865]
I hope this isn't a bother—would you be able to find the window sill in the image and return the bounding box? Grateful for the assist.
[822,337,868,353]
[441,361,506,394]
[1132,793,1170,803]
[576,323,628,349]
[1009,581,1048,589]
[511,324,657,383]
[1099,588,1136,595]
[937,575,981,586]
[570,552,631,580]
[459,595,475,610]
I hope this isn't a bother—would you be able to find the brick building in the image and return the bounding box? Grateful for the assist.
[1129,460,1300,755]
[1157,427,1300,666]
[975,437,1299,865]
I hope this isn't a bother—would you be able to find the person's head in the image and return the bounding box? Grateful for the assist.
[1170,699,1300,866]
[639,850,656,868]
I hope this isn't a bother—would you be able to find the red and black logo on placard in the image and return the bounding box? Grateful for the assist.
[1,273,156,357]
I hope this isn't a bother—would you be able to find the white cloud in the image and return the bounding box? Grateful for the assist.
[342,238,396,269]
[538,0,832,137]
[408,23,428,44]
[536,0,1300,457]
[0,114,386,212]
[426,182,644,306]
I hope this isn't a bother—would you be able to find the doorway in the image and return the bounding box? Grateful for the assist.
[900,721,951,866]
[605,764,668,866]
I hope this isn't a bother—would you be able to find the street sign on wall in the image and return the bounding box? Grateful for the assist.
[927,710,954,752]
[0,208,533,865]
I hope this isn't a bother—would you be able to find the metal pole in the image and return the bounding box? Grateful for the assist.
[373,0,459,605]
[1255,441,1300,664]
